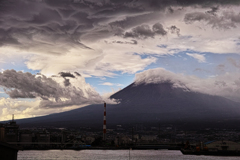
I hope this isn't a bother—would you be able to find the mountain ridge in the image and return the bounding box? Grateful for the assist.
[3,81,240,129]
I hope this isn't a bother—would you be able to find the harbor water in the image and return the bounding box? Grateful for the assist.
[18,150,240,160]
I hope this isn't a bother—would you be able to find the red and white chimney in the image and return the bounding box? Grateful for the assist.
[103,102,106,141]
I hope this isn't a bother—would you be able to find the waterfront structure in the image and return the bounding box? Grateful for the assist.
[181,140,240,156]
[0,141,18,160]
[103,102,106,141]
[206,141,240,151]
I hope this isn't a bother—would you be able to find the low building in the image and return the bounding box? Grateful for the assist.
[206,141,240,151]
[115,136,130,146]
[85,136,95,144]
[50,133,62,143]
[20,132,32,143]
[141,135,157,141]
[36,131,50,143]
[20,131,33,147]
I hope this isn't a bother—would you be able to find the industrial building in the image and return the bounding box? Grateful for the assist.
[4,115,19,142]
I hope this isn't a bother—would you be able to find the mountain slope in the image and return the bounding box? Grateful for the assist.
[10,82,240,129]
[110,82,240,123]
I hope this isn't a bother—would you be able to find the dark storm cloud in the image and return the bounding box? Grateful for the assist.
[121,23,181,39]
[131,40,138,44]
[0,0,238,51]
[123,23,167,39]
[63,78,71,87]
[74,72,81,76]
[124,25,154,39]
[59,72,75,78]
[0,70,60,99]
[0,29,21,46]
[111,40,138,45]
[0,0,94,53]
[152,23,167,35]
[59,72,76,87]
[167,25,180,36]
[184,9,240,29]
[0,70,103,107]
[206,6,219,15]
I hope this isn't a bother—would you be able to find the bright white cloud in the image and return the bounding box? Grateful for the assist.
[22,47,156,77]
[100,82,123,86]
[101,82,114,86]
[186,53,206,63]
[0,97,89,121]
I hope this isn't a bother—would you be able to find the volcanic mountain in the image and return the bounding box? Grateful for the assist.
[13,81,240,129]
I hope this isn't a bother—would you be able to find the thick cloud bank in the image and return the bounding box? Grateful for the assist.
[0,70,115,108]
[1,0,240,78]
[135,68,240,102]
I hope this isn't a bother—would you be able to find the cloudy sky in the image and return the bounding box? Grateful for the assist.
[1,0,240,120]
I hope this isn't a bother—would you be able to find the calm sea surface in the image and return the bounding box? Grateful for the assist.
[18,150,240,160]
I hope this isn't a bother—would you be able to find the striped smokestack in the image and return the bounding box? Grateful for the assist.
[103,102,106,141]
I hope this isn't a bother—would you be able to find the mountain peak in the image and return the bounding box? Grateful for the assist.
[15,77,240,129]
[110,82,192,106]
[134,68,190,90]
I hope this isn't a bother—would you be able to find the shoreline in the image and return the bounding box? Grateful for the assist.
[19,146,181,151]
